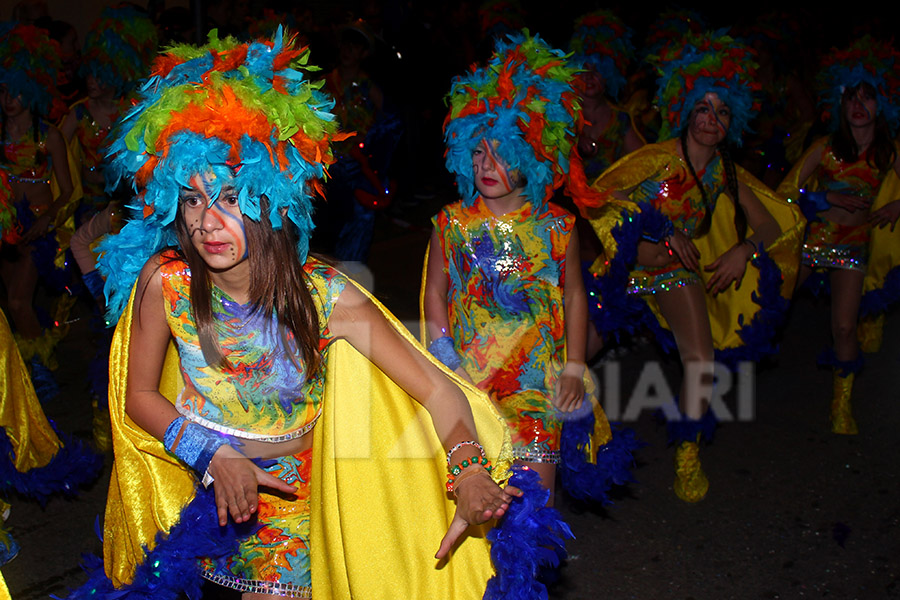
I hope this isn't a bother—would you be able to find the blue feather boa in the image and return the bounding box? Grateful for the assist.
[558,401,644,503]
[484,466,574,600]
[660,405,718,445]
[0,426,102,506]
[817,347,864,376]
[860,264,900,317]
[62,467,574,599]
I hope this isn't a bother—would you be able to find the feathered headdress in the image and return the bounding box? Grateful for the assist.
[443,30,582,211]
[98,28,343,322]
[80,4,159,95]
[643,9,705,59]
[568,11,634,101]
[653,29,761,144]
[0,23,66,119]
[817,36,900,135]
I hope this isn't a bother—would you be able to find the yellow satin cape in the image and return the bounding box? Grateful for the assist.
[777,138,900,308]
[0,309,63,473]
[103,280,513,598]
[589,141,805,352]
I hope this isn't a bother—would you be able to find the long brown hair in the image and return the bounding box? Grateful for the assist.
[833,83,897,173]
[173,195,322,376]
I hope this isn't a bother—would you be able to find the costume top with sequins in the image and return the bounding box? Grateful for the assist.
[812,137,884,199]
[0,121,51,185]
[581,108,633,180]
[68,98,123,195]
[433,198,573,404]
[159,250,347,438]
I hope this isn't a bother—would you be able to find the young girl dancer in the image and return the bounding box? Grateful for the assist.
[68,30,539,600]
[583,31,804,502]
[424,31,639,507]
[778,36,900,434]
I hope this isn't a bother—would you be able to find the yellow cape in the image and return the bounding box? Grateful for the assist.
[589,140,805,353]
[103,279,513,599]
[777,138,900,306]
[0,309,62,473]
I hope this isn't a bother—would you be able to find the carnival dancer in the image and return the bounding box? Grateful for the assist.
[60,4,157,224]
[424,31,640,508]
[60,30,579,600]
[0,170,102,570]
[777,36,900,435]
[582,31,804,502]
[0,23,82,373]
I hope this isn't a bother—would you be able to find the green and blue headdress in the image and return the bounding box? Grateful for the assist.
[443,31,582,211]
[0,23,66,119]
[80,4,159,96]
[653,30,761,145]
[568,10,634,101]
[98,28,342,322]
[817,36,900,135]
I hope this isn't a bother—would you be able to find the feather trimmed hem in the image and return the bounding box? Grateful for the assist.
[0,427,102,506]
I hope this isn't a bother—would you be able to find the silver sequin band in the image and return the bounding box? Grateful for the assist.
[802,244,866,272]
[202,571,312,598]
[627,272,701,296]
[6,174,50,184]
[176,391,320,442]
[513,447,561,464]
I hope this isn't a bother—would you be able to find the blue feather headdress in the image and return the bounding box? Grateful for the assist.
[80,4,159,96]
[443,30,582,212]
[653,29,761,145]
[98,28,342,324]
[817,36,900,136]
[0,23,66,119]
[568,11,634,101]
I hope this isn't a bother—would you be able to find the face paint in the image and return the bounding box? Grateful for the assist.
[687,92,731,147]
[472,139,521,199]
[181,173,249,270]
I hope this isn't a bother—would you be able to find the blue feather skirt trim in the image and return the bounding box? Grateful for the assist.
[817,347,864,376]
[589,203,790,368]
[61,468,575,599]
[558,401,643,504]
[0,426,102,506]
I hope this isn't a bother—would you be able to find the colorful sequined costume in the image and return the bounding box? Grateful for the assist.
[433,198,574,462]
[587,140,805,364]
[66,98,125,216]
[778,137,900,349]
[100,270,516,599]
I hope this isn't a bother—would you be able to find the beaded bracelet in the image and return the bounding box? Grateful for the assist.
[446,455,493,493]
[446,440,485,467]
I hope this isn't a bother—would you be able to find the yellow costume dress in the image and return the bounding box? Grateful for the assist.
[587,140,805,364]
[96,263,522,599]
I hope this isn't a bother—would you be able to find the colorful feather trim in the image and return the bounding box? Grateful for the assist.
[483,466,574,600]
[0,427,102,506]
[80,4,159,95]
[558,402,643,503]
[0,23,66,119]
[568,10,633,101]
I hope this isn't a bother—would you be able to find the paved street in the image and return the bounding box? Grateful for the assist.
[3,212,898,600]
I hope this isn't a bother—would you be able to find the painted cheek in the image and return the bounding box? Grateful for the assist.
[218,208,248,259]
[484,145,514,193]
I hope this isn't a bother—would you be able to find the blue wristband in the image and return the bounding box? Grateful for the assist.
[428,336,462,371]
[163,416,229,474]
[83,269,105,299]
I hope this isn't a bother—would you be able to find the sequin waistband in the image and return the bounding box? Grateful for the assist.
[176,391,320,442]
[202,571,312,598]
[513,447,561,464]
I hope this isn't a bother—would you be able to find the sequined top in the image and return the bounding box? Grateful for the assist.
[628,140,727,238]
[0,121,51,184]
[434,198,572,401]
[159,250,347,439]
[815,138,883,199]
[69,99,122,194]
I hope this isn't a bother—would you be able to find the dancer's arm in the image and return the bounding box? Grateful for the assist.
[556,226,586,412]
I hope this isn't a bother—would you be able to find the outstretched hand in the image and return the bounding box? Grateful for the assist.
[435,472,521,559]
[207,445,297,526]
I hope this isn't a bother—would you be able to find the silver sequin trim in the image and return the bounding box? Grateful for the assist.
[513,447,561,464]
[802,245,866,272]
[202,571,312,598]
[626,272,701,295]
[176,390,320,442]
